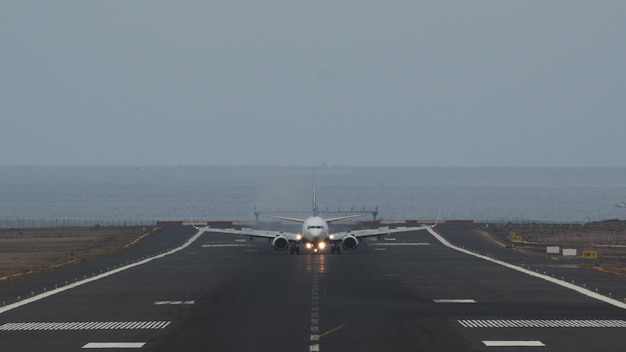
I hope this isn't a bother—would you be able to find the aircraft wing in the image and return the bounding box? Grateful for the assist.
[324,213,366,223]
[330,225,429,240]
[201,226,300,241]
[262,215,306,223]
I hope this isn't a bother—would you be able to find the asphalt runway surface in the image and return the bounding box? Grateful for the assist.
[1,224,626,351]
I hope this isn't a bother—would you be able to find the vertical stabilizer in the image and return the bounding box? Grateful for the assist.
[312,169,318,216]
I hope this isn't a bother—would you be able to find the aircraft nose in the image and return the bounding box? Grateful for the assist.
[310,229,322,240]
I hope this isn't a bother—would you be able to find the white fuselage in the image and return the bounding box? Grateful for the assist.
[301,216,330,245]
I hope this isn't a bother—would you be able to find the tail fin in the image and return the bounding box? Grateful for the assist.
[312,169,318,216]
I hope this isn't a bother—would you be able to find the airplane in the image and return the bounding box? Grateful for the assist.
[194,172,432,255]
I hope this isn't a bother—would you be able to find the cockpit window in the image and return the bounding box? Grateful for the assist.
[307,225,323,229]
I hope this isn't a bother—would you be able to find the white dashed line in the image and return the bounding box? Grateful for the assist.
[83,342,146,349]
[310,257,321,352]
[483,341,545,347]
[154,300,195,305]
[434,299,476,304]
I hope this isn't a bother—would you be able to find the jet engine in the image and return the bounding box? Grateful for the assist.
[341,235,359,251]
[272,235,290,251]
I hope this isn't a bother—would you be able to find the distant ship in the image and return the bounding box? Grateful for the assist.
[617,202,626,208]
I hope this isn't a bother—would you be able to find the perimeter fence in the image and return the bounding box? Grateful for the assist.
[0,218,159,228]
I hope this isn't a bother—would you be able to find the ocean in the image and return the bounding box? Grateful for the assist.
[1,166,625,227]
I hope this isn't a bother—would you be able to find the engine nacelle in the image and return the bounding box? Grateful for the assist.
[272,235,290,251]
[341,235,359,251]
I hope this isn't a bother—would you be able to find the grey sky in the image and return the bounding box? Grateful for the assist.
[1,1,625,167]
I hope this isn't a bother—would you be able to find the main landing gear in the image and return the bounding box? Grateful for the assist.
[290,245,300,255]
[330,245,341,255]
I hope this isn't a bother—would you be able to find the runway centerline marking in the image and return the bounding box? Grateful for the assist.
[0,229,206,315]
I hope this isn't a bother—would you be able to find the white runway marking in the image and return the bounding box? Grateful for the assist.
[434,299,476,304]
[83,342,146,349]
[0,321,170,331]
[370,242,431,246]
[310,256,321,351]
[426,227,626,310]
[0,228,207,315]
[154,300,195,305]
[459,319,626,328]
[483,341,545,347]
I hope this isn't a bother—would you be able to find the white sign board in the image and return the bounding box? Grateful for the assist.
[546,246,560,254]
[562,248,577,256]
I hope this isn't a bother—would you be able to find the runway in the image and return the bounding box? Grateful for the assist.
[1,224,626,351]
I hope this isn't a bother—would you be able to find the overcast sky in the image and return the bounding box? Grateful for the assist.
[1,1,625,167]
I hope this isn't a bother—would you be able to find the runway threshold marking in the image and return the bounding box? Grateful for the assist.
[483,341,545,347]
[426,227,626,310]
[459,319,626,328]
[0,228,206,315]
[83,342,146,349]
[0,321,171,331]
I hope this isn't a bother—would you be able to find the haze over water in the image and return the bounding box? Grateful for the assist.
[1,166,625,227]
